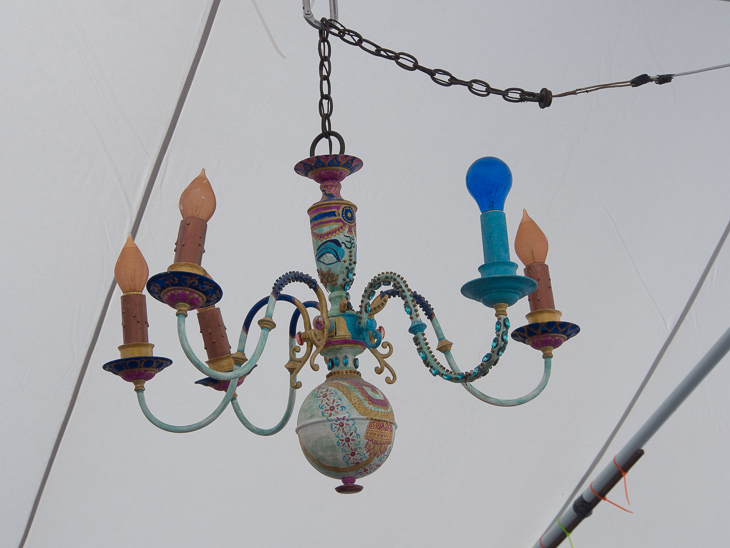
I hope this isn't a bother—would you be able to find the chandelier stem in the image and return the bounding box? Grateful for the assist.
[136,377,237,433]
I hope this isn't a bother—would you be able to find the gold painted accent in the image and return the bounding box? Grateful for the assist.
[167,262,210,277]
[327,380,396,422]
[299,441,374,473]
[339,298,348,312]
[207,354,234,373]
[231,352,248,366]
[370,341,397,384]
[526,309,563,324]
[258,317,276,331]
[118,342,154,358]
[493,303,508,317]
[369,294,389,316]
[175,302,191,316]
[132,379,146,392]
[325,369,362,379]
[541,346,554,358]
[284,359,299,375]
[285,286,331,389]
[436,339,453,353]
[121,291,143,295]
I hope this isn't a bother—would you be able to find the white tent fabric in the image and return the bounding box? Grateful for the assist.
[4,1,730,546]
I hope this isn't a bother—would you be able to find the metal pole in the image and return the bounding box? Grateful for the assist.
[535,323,730,548]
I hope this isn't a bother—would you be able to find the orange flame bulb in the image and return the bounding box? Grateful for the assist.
[179,169,216,221]
[514,209,549,266]
[114,235,149,293]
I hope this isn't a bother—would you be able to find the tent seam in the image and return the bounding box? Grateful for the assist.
[17,1,223,546]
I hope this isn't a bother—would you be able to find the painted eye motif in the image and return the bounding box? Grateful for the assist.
[316,239,344,265]
[318,252,339,265]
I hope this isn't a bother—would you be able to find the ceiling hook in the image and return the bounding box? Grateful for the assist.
[302,0,339,30]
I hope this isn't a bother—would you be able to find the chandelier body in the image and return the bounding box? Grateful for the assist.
[103,154,579,492]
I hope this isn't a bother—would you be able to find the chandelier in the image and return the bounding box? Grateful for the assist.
[103,2,579,494]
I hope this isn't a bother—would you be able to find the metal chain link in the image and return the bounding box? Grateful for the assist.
[318,27,333,152]
[322,19,553,109]
[311,23,346,156]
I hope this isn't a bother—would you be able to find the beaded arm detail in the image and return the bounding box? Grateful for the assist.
[357,272,509,384]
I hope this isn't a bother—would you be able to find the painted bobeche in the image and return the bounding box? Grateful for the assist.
[103,153,579,493]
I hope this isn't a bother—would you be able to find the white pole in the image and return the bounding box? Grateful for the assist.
[535,324,730,548]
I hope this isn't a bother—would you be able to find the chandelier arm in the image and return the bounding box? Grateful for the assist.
[269,272,331,388]
[136,377,238,433]
[359,272,510,383]
[237,295,272,355]
[237,294,315,355]
[228,325,304,433]
[177,306,274,381]
[455,356,552,407]
[230,380,297,436]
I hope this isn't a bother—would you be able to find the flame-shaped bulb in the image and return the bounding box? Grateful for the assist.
[514,209,549,266]
[114,235,149,293]
[179,169,216,220]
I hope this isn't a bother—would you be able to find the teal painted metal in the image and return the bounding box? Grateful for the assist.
[229,337,299,436]
[137,376,237,433]
[231,387,296,436]
[457,356,552,406]
[479,211,512,265]
[356,270,549,403]
[461,210,537,308]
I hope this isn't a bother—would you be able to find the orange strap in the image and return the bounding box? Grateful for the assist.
[539,537,546,548]
[613,456,631,505]
[590,482,633,514]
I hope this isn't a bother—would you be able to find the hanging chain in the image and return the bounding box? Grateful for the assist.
[318,26,333,152]
[320,19,553,109]
[310,22,346,157]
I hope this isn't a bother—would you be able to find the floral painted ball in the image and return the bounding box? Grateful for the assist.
[296,372,396,492]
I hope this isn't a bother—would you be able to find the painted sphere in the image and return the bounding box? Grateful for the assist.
[296,373,396,481]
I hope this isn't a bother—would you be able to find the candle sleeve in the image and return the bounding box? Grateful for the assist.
[524,263,555,311]
[174,216,208,265]
[197,306,231,360]
[121,293,149,344]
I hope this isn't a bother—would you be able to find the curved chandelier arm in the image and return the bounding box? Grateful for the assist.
[177,309,274,381]
[230,302,322,434]
[456,356,552,407]
[236,294,317,356]
[136,377,238,433]
[230,377,297,436]
[270,271,331,389]
[358,272,510,383]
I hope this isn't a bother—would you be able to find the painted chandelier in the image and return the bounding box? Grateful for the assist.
[103,4,579,494]
[103,154,579,493]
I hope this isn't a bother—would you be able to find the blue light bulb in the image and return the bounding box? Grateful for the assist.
[466,157,513,212]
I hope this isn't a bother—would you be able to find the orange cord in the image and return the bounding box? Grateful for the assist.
[613,456,631,505]
[590,482,633,514]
